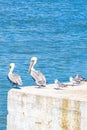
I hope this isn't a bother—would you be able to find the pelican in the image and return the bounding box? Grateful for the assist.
[28,57,46,87]
[7,63,22,88]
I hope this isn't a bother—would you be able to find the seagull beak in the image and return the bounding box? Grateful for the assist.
[28,61,34,74]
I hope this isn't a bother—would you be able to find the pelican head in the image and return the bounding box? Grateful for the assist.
[28,57,37,73]
[9,63,15,73]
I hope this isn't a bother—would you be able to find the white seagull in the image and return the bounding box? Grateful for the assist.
[54,79,66,88]
[28,57,46,88]
[75,74,85,82]
[7,63,22,88]
[69,76,79,86]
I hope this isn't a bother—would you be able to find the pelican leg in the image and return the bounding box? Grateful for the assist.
[15,85,21,89]
[12,84,21,89]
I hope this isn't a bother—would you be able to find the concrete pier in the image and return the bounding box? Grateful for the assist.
[7,82,87,130]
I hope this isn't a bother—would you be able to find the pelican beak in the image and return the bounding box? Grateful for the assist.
[28,61,34,74]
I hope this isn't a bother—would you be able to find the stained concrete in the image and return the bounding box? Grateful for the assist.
[7,81,87,130]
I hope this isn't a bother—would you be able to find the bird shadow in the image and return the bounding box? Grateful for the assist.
[54,88,63,90]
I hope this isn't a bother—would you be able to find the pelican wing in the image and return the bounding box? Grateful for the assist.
[31,69,46,86]
[13,73,22,85]
[8,73,22,85]
[8,73,16,84]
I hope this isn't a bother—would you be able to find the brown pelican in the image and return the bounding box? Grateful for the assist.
[28,57,46,87]
[7,63,22,88]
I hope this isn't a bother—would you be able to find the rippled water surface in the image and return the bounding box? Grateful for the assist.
[0,0,87,129]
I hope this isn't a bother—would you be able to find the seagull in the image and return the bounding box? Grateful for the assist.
[7,63,22,88]
[69,76,79,86]
[54,79,66,88]
[75,74,86,82]
[28,57,46,88]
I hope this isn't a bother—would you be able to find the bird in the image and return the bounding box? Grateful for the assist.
[54,79,66,88]
[75,74,86,82]
[69,76,79,86]
[7,63,22,88]
[28,57,46,88]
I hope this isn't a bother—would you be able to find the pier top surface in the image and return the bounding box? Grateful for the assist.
[9,81,87,101]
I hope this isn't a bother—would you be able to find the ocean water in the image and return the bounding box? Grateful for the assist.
[0,0,87,129]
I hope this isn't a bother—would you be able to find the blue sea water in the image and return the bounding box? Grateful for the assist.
[0,0,87,129]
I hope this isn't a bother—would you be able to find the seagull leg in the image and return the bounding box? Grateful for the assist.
[36,85,41,88]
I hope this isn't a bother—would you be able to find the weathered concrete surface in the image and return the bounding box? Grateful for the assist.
[7,81,87,130]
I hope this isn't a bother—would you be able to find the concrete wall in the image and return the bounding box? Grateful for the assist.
[7,83,87,130]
